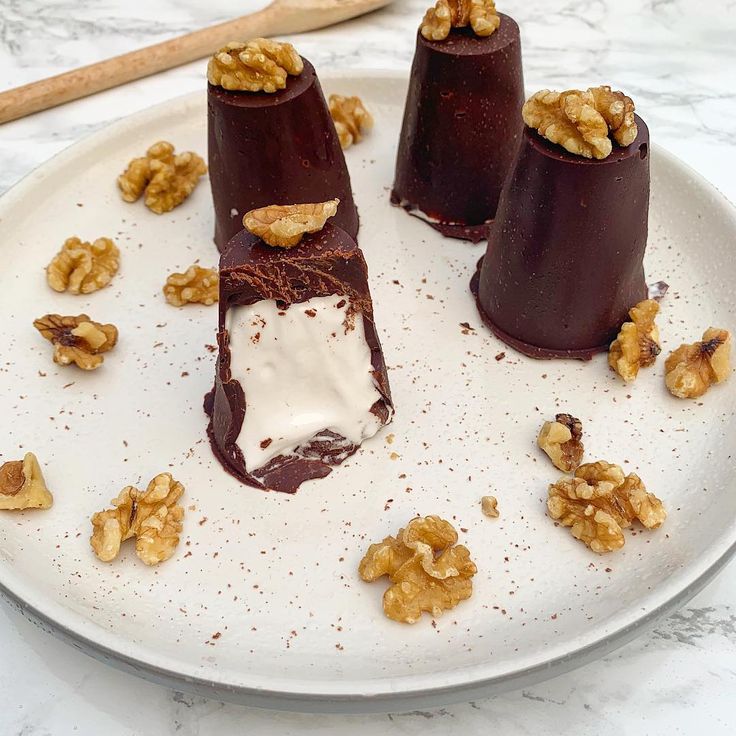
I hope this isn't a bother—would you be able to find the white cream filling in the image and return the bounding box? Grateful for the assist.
[227,294,387,470]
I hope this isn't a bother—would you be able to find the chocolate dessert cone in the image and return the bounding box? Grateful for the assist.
[472,116,651,359]
[391,17,525,242]
[205,222,392,493]
[208,58,359,251]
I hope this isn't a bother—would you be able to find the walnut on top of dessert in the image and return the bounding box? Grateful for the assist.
[33,313,118,370]
[522,86,637,160]
[664,328,731,399]
[609,299,661,382]
[118,140,207,214]
[329,94,373,150]
[243,199,339,248]
[207,39,303,92]
[0,453,53,511]
[421,0,500,41]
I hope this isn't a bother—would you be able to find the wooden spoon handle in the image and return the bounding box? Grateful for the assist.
[0,7,280,125]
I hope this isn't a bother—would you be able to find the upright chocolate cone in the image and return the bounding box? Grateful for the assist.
[391,16,525,242]
[472,116,651,359]
[208,57,359,251]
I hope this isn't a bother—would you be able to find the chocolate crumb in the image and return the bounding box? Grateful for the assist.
[304,309,317,318]
[260,438,273,449]
[495,352,506,361]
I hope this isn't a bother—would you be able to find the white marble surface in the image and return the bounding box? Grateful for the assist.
[1,0,735,733]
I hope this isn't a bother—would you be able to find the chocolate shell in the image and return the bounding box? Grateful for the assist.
[205,223,393,493]
[391,17,525,242]
[471,116,651,359]
[208,59,359,251]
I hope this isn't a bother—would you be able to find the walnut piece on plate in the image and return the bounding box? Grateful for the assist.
[163,265,219,307]
[118,140,172,202]
[537,413,584,472]
[207,39,303,92]
[46,237,120,295]
[33,313,118,370]
[118,140,207,214]
[329,94,373,149]
[243,199,339,248]
[522,86,637,160]
[664,327,731,399]
[358,515,477,624]
[90,472,184,566]
[0,453,53,511]
[608,299,661,382]
[481,495,499,517]
[547,461,666,553]
[421,0,500,41]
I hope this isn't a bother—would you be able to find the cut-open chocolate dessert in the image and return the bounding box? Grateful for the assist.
[471,86,650,359]
[391,0,525,242]
[207,39,359,251]
[205,200,393,493]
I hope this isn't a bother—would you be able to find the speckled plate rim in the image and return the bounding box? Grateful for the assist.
[1,72,736,713]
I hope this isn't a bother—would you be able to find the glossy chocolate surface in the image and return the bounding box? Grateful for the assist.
[208,59,359,251]
[473,116,651,359]
[391,17,525,242]
[205,223,393,492]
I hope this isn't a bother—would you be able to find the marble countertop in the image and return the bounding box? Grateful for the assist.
[1,0,735,733]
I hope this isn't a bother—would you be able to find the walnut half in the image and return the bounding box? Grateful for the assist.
[90,473,185,566]
[163,265,219,307]
[538,413,584,472]
[547,461,666,553]
[207,39,303,92]
[34,314,118,370]
[118,141,207,214]
[329,94,373,149]
[665,328,731,399]
[0,453,53,511]
[46,237,120,295]
[243,199,339,248]
[609,299,661,382]
[522,86,637,160]
[421,0,500,41]
[359,515,477,624]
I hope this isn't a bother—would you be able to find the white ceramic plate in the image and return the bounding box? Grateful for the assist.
[1,71,735,714]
